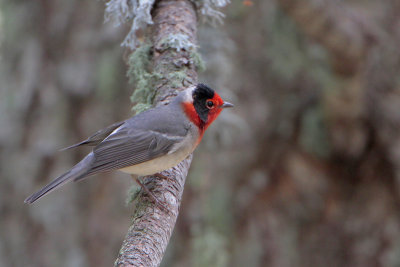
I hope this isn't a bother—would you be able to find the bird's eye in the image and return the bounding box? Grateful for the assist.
[206,100,214,109]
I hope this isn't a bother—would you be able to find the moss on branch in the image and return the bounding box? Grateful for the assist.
[127,44,162,113]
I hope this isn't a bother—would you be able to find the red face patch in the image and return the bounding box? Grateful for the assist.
[204,93,224,129]
[182,92,224,130]
[182,102,203,130]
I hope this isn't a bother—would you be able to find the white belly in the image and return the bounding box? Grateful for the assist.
[119,145,194,176]
[119,122,199,176]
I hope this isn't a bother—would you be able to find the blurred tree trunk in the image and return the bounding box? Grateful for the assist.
[0,0,132,266]
[3,1,400,267]
[226,1,400,267]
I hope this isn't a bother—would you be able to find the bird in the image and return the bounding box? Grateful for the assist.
[24,83,233,204]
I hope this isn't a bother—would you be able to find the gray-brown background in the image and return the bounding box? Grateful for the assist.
[1,0,400,266]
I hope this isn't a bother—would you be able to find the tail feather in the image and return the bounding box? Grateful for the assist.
[24,154,94,204]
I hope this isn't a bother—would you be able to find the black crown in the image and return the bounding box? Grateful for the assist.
[193,83,215,100]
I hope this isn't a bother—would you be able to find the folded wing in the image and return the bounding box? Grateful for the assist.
[60,121,125,150]
[75,127,185,180]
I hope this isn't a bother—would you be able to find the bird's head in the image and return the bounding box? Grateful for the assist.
[180,84,233,131]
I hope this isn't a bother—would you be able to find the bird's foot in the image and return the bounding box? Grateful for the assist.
[134,177,169,212]
[154,172,175,183]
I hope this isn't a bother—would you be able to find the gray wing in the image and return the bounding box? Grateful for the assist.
[60,121,125,150]
[78,127,185,179]
[25,103,192,203]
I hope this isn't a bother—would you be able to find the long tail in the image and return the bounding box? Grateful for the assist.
[24,154,94,204]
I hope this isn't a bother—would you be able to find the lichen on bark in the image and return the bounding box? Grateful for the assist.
[114,0,204,266]
[104,0,230,49]
[127,26,205,113]
[127,43,161,113]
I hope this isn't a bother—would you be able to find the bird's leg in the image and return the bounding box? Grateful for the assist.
[133,176,169,212]
[154,172,175,183]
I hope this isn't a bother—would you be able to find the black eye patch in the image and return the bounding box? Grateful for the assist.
[192,84,215,123]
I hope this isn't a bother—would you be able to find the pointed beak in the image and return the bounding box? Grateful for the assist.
[221,102,234,108]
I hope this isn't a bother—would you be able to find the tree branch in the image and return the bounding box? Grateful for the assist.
[114,0,198,266]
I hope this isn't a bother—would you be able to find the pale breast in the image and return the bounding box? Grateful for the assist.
[119,127,199,176]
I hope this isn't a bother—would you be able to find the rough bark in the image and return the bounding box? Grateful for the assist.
[114,1,198,266]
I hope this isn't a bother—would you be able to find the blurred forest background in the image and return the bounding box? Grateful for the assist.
[2,0,400,266]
